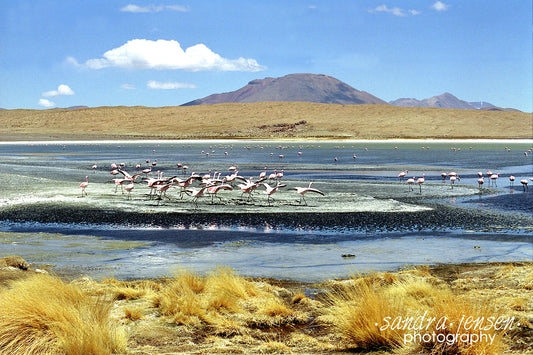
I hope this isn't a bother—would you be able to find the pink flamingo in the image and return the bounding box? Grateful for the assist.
[477,177,484,189]
[187,187,207,207]
[292,182,325,205]
[509,175,515,188]
[416,174,425,193]
[520,179,528,191]
[141,167,152,176]
[259,167,267,179]
[124,181,134,199]
[398,170,408,180]
[407,176,415,192]
[262,182,286,205]
[440,172,447,183]
[237,178,260,201]
[207,184,233,203]
[112,178,130,194]
[156,183,173,200]
[79,176,88,196]
[489,173,500,187]
[449,175,460,189]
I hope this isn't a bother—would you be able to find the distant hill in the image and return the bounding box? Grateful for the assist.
[390,93,477,110]
[65,106,89,110]
[182,73,388,106]
[389,93,520,111]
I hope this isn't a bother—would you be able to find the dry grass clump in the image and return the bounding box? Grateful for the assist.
[100,278,161,301]
[154,266,309,336]
[323,270,509,354]
[0,273,126,354]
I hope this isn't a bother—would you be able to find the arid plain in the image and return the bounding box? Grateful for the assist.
[0,102,531,140]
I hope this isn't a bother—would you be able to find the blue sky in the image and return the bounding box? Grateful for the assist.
[1,1,531,111]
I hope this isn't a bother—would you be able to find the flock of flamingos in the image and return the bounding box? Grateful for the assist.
[79,161,325,206]
[78,148,532,207]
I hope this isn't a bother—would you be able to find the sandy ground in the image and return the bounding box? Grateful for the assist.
[1,102,531,140]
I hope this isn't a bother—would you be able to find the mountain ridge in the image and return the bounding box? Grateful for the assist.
[182,73,517,111]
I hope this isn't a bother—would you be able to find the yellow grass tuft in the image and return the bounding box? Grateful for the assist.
[324,271,509,353]
[124,307,144,321]
[0,273,126,354]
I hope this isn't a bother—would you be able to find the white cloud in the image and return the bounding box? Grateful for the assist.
[42,84,75,97]
[147,80,197,89]
[39,99,56,108]
[431,1,449,11]
[120,4,189,13]
[79,39,266,72]
[370,5,406,17]
[121,84,136,90]
[370,5,421,17]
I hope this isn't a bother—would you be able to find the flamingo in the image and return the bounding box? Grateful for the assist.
[477,177,484,189]
[156,183,173,200]
[141,167,152,176]
[172,175,202,198]
[112,178,130,194]
[449,175,460,189]
[207,184,233,203]
[124,181,134,199]
[259,167,267,179]
[262,182,286,205]
[407,176,415,192]
[79,176,88,196]
[416,174,425,193]
[489,173,500,187]
[440,172,447,183]
[520,179,528,191]
[237,178,260,201]
[187,187,207,207]
[292,182,325,206]
[509,175,515,188]
[267,169,277,181]
[91,164,98,172]
[398,170,408,180]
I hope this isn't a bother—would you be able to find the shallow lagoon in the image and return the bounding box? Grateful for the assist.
[0,140,531,281]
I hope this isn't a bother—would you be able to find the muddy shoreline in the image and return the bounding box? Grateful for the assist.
[1,200,531,236]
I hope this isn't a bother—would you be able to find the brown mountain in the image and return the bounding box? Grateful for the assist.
[391,93,486,110]
[182,73,388,106]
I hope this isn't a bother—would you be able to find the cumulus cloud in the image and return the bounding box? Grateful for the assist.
[42,84,75,97]
[39,99,56,108]
[431,1,449,11]
[79,39,265,72]
[120,4,189,13]
[147,80,197,89]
